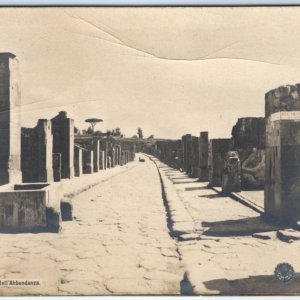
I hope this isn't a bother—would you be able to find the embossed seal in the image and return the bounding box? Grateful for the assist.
[274,263,295,282]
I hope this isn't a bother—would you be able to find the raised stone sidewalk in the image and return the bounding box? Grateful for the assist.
[151,155,300,295]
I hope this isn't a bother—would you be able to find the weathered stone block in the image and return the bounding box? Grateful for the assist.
[222,151,241,194]
[0,183,61,232]
[208,138,233,187]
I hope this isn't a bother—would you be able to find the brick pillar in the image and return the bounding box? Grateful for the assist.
[99,150,105,170]
[21,119,53,183]
[74,147,82,177]
[82,150,93,174]
[51,111,74,179]
[107,156,112,168]
[52,153,61,182]
[208,138,233,187]
[265,84,300,222]
[132,143,136,161]
[0,53,22,185]
[111,148,116,167]
[222,151,241,194]
[121,151,125,166]
[191,136,200,178]
[36,119,53,182]
[93,139,99,172]
[199,131,209,181]
[100,140,108,170]
[186,135,193,175]
[181,136,186,172]
[182,134,192,175]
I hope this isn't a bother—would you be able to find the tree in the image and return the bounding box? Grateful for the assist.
[87,126,93,135]
[74,126,80,134]
[94,130,104,136]
[85,118,103,134]
[147,134,154,139]
[115,128,122,137]
[137,127,144,139]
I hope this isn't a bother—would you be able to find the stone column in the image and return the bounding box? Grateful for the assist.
[74,146,82,177]
[265,84,300,222]
[0,53,22,185]
[222,151,241,194]
[208,138,233,187]
[51,111,74,179]
[82,150,93,174]
[199,131,209,181]
[92,139,99,172]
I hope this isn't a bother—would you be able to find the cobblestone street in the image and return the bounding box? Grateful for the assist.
[0,157,183,295]
[2,155,300,296]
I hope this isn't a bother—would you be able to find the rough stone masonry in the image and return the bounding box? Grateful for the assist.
[265,84,300,223]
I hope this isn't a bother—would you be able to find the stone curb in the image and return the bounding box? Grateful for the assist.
[145,154,197,295]
[146,155,196,239]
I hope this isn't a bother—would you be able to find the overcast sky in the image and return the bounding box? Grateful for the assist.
[2,7,300,139]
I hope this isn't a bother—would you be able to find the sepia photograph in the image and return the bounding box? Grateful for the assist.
[0,6,300,296]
